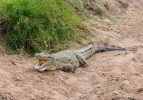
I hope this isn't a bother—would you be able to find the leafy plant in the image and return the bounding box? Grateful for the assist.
[0,0,82,53]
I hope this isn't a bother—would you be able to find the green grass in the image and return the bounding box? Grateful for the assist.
[0,0,82,53]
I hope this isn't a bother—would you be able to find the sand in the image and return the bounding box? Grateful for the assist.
[1,1,143,100]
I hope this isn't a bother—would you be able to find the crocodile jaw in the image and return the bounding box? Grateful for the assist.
[35,63,47,71]
[45,65,57,70]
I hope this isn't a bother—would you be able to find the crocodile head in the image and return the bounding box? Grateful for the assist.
[34,52,54,71]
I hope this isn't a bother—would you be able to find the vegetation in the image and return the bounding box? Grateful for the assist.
[70,0,106,17]
[0,0,82,53]
[0,0,113,54]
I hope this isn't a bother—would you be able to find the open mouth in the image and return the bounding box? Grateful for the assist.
[38,57,48,66]
[35,53,54,71]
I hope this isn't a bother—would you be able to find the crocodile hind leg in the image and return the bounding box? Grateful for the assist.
[76,54,89,68]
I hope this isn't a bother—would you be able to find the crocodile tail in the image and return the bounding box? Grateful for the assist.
[103,43,126,51]
[77,43,126,60]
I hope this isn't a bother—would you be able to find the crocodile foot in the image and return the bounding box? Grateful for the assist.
[71,67,76,73]
[81,64,89,68]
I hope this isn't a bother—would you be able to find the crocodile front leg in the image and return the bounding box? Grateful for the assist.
[76,54,89,68]
[61,64,76,73]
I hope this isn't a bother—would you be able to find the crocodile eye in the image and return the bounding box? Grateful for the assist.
[48,56,52,59]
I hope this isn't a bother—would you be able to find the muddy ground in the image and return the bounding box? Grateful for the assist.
[1,0,143,100]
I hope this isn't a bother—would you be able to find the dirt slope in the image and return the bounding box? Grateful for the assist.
[1,1,143,100]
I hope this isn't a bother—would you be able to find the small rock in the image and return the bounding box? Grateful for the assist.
[120,80,133,93]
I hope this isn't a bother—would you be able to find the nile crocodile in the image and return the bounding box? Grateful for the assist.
[35,43,125,73]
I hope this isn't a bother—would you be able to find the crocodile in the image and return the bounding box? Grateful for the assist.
[34,43,126,73]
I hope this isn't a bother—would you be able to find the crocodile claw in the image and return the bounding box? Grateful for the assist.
[81,64,89,68]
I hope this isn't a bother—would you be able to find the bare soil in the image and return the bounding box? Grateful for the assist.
[1,1,143,100]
